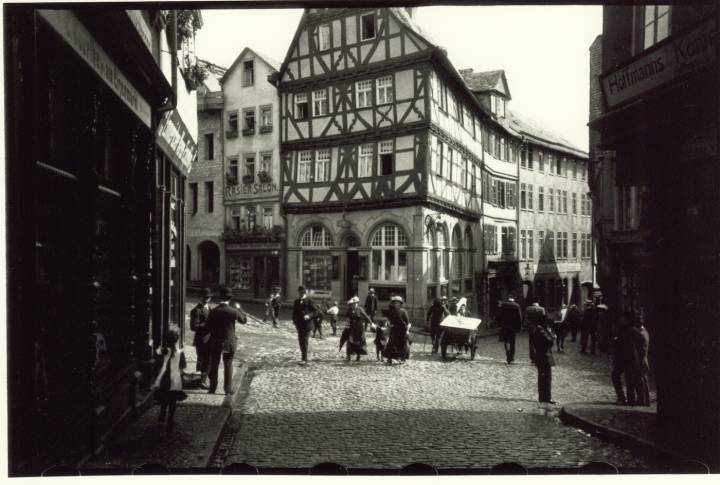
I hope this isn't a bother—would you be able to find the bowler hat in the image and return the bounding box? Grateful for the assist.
[391,295,404,303]
[200,287,212,298]
[219,287,233,300]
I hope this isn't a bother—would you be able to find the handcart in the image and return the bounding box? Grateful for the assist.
[438,314,482,360]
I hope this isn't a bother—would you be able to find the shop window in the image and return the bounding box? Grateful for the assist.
[205,181,214,213]
[359,143,373,177]
[315,148,330,182]
[370,223,407,282]
[297,151,312,183]
[243,60,254,86]
[204,133,214,160]
[190,183,198,214]
[643,5,670,50]
[319,23,331,51]
[312,89,328,117]
[230,257,252,290]
[378,141,393,176]
[361,13,376,40]
[300,225,333,291]
[356,80,373,108]
[295,93,309,120]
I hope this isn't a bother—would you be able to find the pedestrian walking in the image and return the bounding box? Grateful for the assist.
[312,297,324,339]
[554,304,569,353]
[207,287,247,395]
[498,294,522,364]
[524,298,547,364]
[611,312,635,405]
[364,288,378,331]
[580,299,598,355]
[531,317,556,404]
[292,286,319,365]
[343,296,373,362]
[628,313,651,406]
[263,286,281,328]
[565,303,582,342]
[383,296,411,365]
[325,300,339,336]
[189,287,212,389]
[426,297,449,354]
[152,326,187,431]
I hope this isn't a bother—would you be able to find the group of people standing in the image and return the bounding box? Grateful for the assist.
[497,294,650,406]
[291,286,411,365]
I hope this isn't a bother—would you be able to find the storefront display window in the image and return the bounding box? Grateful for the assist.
[229,256,252,290]
[370,224,407,283]
[303,252,332,291]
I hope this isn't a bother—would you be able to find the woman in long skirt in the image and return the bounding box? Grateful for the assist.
[343,296,372,361]
[383,296,411,365]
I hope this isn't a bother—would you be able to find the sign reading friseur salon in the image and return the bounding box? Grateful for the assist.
[601,17,718,109]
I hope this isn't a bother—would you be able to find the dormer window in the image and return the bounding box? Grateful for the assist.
[490,94,506,118]
[361,13,376,40]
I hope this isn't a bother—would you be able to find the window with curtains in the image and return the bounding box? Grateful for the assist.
[425,223,436,283]
[464,228,473,278]
[356,80,373,108]
[436,225,448,280]
[359,143,373,177]
[370,224,408,282]
[527,184,534,210]
[538,186,545,212]
[376,75,393,105]
[483,225,498,255]
[297,150,312,183]
[452,227,463,280]
[312,89,328,116]
[315,148,330,182]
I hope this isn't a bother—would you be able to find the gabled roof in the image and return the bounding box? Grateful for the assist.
[220,47,280,85]
[459,68,511,99]
[507,110,588,158]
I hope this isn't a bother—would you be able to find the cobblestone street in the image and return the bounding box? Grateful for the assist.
[205,301,661,471]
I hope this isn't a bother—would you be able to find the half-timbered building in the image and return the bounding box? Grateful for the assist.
[273,7,518,320]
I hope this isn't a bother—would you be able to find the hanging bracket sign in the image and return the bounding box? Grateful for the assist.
[38,9,152,128]
[156,109,197,175]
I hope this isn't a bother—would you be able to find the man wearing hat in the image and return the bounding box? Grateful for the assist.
[342,296,373,361]
[531,313,556,404]
[580,299,598,355]
[426,297,449,354]
[498,294,523,364]
[292,286,319,364]
[364,288,379,331]
[190,288,213,388]
[207,287,247,394]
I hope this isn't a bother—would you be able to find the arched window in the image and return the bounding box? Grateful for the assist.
[425,222,436,283]
[299,225,333,291]
[436,224,448,281]
[300,225,333,247]
[452,226,463,280]
[370,223,408,282]
[464,227,474,279]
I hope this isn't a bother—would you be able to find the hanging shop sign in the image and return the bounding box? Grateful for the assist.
[38,9,152,128]
[157,109,197,175]
[226,182,279,198]
[602,17,718,108]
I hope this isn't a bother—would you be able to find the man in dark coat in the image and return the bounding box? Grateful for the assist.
[292,286,319,364]
[498,294,522,363]
[531,317,556,403]
[426,298,449,354]
[628,313,651,406]
[190,287,212,388]
[524,298,547,364]
[364,288,379,331]
[611,312,635,405]
[580,299,598,354]
[565,303,582,342]
[207,287,247,395]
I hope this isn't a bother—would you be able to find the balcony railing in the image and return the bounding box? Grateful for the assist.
[259,125,273,134]
[221,225,285,243]
[242,127,255,136]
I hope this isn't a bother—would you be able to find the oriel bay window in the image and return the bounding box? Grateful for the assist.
[297,150,312,183]
[371,224,407,282]
[300,225,333,291]
[315,148,330,182]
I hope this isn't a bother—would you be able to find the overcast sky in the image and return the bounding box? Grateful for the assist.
[195,6,601,151]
